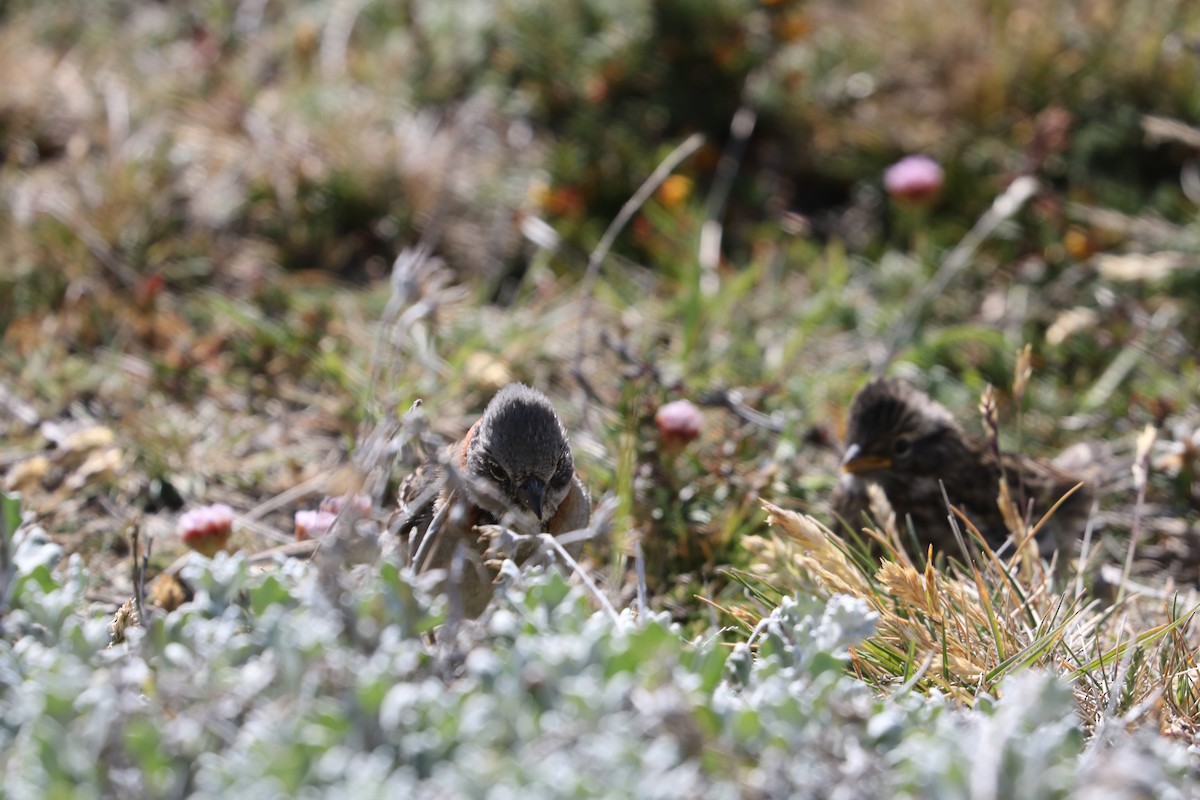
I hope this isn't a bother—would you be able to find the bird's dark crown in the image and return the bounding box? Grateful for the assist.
[468,383,574,501]
[847,378,956,441]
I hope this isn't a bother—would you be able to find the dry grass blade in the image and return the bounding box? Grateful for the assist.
[1116,425,1158,605]
[574,133,705,379]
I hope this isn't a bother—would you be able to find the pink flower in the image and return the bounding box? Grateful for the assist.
[294,509,337,541]
[178,503,235,557]
[655,399,703,450]
[884,155,944,205]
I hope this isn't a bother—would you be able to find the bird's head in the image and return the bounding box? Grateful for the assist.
[467,383,575,522]
[840,378,961,478]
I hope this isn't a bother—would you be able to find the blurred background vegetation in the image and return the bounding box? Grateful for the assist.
[1,0,1198,619]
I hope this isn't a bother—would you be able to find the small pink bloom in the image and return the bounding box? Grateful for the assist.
[884,155,944,205]
[294,509,337,541]
[655,399,703,449]
[178,503,235,557]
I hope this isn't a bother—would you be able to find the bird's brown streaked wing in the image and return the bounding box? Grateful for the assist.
[998,451,1095,523]
[393,461,443,536]
[399,468,495,617]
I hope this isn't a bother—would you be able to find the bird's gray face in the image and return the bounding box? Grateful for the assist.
[468,384,575,522]
[841,378,958,479]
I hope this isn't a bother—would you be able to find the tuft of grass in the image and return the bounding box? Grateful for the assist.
[735,499,1200,735]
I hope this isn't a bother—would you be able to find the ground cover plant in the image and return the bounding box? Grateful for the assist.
[3,0,1200,794]
[1,542,1193,797]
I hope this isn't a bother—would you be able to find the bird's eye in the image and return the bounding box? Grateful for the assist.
[483,459,509,486]
[893,436,912,456]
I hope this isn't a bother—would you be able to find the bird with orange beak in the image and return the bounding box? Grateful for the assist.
[831,377,1093,558]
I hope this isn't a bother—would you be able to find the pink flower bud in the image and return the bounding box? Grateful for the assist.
[655,399,703,449]
[178,503,235,557]
[884,155,944,205]
[294,509,337,541]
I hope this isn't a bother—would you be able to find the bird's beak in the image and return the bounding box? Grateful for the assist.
[840,443,892,474]
[518,476,547,520]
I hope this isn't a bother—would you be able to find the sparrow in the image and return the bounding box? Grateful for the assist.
[830,377,1095,558]
[392,383,591,617]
